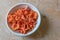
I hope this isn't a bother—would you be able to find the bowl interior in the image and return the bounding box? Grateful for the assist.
[7,3,41,36]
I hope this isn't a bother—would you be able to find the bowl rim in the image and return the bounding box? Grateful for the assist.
[6,3,41,36]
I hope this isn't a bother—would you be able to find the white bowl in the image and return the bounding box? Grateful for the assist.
[6,3,41,36]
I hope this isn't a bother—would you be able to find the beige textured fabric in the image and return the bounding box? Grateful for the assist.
[0,0,60,40]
